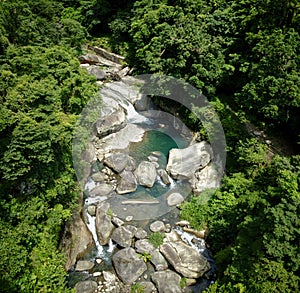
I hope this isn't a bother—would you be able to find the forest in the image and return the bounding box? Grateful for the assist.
[0,0,299,292]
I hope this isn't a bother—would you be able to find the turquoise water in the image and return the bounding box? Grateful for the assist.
[129,129,186,168]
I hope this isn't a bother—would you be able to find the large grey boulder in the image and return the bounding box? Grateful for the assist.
[151,270,182,293]
[90,183,113,197]
[104,152,136,173]
[112,247,147,284]
[191,163,222,194]
[111,225,135,247]
[158,169,171,185]
[75,280,98,293]
[150,249,168,271]
[116,170,137,194]
[135,161,157,187]
[87,65,107,80]
[135,239,155,254]
[95,107,126,138]
[166,142,213,179]
[96,202,114,245]
[160,231,210,278]
[61,213,94,271]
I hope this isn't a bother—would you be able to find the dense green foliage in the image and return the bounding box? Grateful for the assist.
[1,0,299,292]
[0,1,98,291]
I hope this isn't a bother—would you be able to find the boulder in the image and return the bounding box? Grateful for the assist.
[95,107,126,138]
[166,142,213,179]
[139,281,157,293]
[92,46,125,64]
[151,270,182,293]
[116,170,137,194]
[104,153,136,173]
[91,172,106,182]
[150,221,165,233]
[135,161,157,188]
[112,247,147,284]
[160,232,210,278]
[158,169,171,185]
[90,183,113,197]
[112,216,124,227]
[61,213,94,271]
[87,205,96,217]
[96,202,114,245]
[166,192,184,206]
[191,163,221,194]
[75,260,94,272]
[87,65,107,80]
[150,249,168,271]
[111,225,135,247]
[135,239,155,254]
[75,280,98,293]
[135,228,147,239]
[78,53,100,65]
[134,94,150,111]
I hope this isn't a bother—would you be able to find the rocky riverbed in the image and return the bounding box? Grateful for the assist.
[61,47,222,293]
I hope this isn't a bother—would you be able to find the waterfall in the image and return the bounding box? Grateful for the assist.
[85,212,103,255]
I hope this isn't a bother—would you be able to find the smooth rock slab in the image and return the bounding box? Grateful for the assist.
[75,280,98,293]
[166,141,213,180]
[151,270,182,293]
[112,247,147,284]
[135,161,157,188]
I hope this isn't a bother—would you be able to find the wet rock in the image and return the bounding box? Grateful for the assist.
[112,247,147,285]
[87,205,96,216]
[96,202,114,245]
[116,170,137,194]
[158,169,171,185]
[75,280,98,293]
[135,239,155,254]
[90,183,113,197]
[135,161,157,188]
[103,271,116,284]
[150,249,168,271]
[111,225,135,247]
[150,220,165,233]
[182,227,206,239]
[126,215,133,222]
[95,107,126,138]
[151,270,182,293]
[75,260,94,272]
[160,231,210,278]
[166,192,184,206]
[166,142,213,179]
